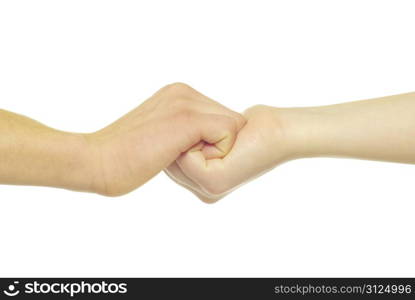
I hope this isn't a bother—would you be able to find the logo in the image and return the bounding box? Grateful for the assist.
[2,280,127,297]
[3,281,20,297]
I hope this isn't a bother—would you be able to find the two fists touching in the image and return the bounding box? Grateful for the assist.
[87,83,286,202]
[165,104,291,203]
[2,84,413,199]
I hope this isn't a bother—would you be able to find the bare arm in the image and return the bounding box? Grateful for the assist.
[0,83,245,196]
[283,92,415,163]
[0,109,94,192]
[168,92,415,202]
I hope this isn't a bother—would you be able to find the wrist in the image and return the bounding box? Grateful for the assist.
[53,132,101,193]
[79,130,131,196]
[269,106,326,160]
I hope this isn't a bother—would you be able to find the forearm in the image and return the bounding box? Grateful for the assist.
[152,91,415,201]
[0,109,94,192]
[0,108,195,195]
[0,83,244,197]
[279,92,415,164]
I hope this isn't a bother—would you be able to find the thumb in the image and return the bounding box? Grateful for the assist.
[184,113,239,158]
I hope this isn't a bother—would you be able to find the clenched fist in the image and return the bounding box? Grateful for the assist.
[166,92,415,203]
[0,83,245,196]
[165,105,295,203]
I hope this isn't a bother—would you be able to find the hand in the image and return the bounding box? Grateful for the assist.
[165,105,297,203]
[167,91,415,203]
[86,83,246,196]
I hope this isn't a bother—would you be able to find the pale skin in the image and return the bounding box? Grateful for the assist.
[0,84,414,201]
[167,91,415,203]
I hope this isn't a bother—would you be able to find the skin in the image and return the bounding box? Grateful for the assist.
[0,83,245,196]
[1,85,414,201]
[166,92,415,203]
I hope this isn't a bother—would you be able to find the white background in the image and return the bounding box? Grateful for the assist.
[0,0,414,277]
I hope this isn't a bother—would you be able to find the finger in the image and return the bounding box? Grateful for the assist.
[155,83,247,131]
[189,113,238,158]
[165,161,201,192]
[189,141,224,160]
[164,162,224,203]
[193,99,246,132]
[200,143,224,159]
[176,150,229,196]
[187,141,205,153]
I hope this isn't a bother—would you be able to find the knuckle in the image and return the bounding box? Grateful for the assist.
[220,116,238,136]
[162,82,193,96]
[158,84,195,112]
